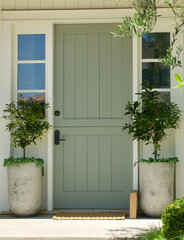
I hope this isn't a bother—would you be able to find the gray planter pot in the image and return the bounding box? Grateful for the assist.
[139,162,174,217]
[8,163,42,216]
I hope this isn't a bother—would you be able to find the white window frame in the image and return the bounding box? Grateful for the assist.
[141,32,171,97]
[139,19,176,96]
[14,25,48,101]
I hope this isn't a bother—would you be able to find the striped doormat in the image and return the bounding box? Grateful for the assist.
[52,212,126,220]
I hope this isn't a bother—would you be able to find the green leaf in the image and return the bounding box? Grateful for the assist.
[175,73,182,83]
[174,82,184,88]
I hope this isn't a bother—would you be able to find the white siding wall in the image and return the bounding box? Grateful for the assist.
[174,32,184,199]
[1,0,173,10]
[0,22,12,212]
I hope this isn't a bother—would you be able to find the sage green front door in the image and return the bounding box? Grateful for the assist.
[54,24,133,209]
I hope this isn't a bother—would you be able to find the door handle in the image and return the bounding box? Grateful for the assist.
[55,130,65,145]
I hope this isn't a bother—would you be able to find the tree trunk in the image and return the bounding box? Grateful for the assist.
[154,144,157,160]
[23,147,26,159]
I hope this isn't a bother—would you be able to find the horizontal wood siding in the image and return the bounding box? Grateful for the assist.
[16,0,27,9]
[2,0,171,10]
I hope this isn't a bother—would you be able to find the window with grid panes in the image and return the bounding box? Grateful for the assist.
[17,34,46,103]
[142,33,170,99]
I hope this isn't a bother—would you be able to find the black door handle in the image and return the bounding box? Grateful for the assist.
[55,130,65,145]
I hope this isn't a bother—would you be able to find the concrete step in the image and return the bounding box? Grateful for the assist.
[0,214,161,240]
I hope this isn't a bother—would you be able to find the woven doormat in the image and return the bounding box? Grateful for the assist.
[52,212,126,220]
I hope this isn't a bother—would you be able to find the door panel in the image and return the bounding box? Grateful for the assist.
[76,34,88,118]
[63,34,76,118]
[100,33,112,118]
[88,136,99,192]
[54,128,133,208]
[55,25,133,124]
[54,24,133,209]
[88,34,100,118]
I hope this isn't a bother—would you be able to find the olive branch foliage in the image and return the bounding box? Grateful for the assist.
[113,0,184,86]
[112,0,158,38]
[164,0,184,86]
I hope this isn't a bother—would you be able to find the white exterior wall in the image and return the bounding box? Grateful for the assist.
[0,21,11,211]
[0,4,184,212]
[174,32,184,199]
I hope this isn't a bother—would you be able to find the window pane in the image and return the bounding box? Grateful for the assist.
[142,33,170,59]
[18,34,45,60]
[18,93,45,104]
[142,92,170,109]
[142,63,170,88]
[158,92,170,101]
[18,64,45,90]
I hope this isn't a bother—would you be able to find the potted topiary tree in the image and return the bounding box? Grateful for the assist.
[123,86,181,217]
[3,97,51,216]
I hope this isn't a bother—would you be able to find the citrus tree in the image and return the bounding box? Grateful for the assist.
[123,87,181,159]
[3,98,51,159]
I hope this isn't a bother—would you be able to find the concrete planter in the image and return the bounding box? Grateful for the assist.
[8,163,42,216]
[139,162,174,217]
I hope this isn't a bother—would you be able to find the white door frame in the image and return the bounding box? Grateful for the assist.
[0,22,12,212]
[49,20,139,210]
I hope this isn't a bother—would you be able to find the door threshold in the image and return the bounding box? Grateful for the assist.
[1,209,131,215]
[41,209,130,214]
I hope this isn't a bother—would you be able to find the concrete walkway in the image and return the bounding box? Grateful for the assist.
[0,214,161,240]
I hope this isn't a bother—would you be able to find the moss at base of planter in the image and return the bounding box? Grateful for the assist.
[139,157,179,164]
[3,156,44,167]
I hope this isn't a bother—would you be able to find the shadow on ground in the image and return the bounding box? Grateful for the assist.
[0,214,53,219]
[107,227,147,239]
